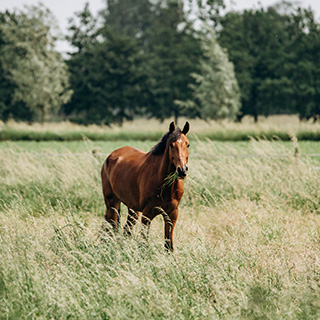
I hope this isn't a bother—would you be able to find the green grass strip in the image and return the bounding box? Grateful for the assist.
[1,128,320,141]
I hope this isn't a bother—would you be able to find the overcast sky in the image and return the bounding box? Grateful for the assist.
[1,0,319,52]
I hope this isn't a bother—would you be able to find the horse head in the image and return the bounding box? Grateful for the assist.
[168,121,190,179]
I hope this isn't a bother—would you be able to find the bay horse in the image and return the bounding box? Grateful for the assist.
[101,121,190,251]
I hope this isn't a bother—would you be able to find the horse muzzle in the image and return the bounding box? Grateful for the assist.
[177,166,188,179]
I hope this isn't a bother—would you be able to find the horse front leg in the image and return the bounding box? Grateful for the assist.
[155,206,178,251]
[164,211,177,252]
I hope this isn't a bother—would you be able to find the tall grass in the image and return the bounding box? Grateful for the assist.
[1,139,320,319]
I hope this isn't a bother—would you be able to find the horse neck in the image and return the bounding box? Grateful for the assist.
[150,146,175,183]
[163,146,176,177]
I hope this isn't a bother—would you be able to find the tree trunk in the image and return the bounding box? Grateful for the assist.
[40,106,45,125]
[174,112,179,126]
[236,114,243,123]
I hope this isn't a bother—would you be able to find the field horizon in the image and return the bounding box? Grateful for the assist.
[1,115,320,142]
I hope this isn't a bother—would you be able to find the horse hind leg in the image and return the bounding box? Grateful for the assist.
[104,195,121,231]
[124,208,140,236]
[141,207,157,242]
[101,166,121,231]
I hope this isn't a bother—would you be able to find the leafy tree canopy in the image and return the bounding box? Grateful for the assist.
[218,1,320,121]
[0,4,72,123]
[177,28,241,120]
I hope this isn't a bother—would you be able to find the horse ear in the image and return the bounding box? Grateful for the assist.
[182,122,190,135]
[169,121,175,133]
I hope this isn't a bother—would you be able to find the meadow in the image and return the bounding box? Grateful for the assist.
[1,118,320,319]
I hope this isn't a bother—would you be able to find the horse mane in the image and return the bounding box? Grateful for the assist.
[151,128,182,155]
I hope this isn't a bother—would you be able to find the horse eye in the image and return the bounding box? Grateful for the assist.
[187,144,190,148]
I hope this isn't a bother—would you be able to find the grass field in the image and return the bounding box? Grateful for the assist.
[1,128,320,318]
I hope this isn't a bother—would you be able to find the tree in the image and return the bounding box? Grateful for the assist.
[178,28,240,120]
[66,2,97,54]
[66,0,231,125]
[218,2,320,121]
[221,8,287,121]
[218,6,295,121]
[0,5,72,123]
[66,0,203,125]
[0,11,32,121]
[285,7,320,120]
[65,3,147,124]
[64,3,98,120]
[145,0,202,124]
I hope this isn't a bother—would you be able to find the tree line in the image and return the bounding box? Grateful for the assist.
[0,0,319,124]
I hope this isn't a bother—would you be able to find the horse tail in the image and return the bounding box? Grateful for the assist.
[101,154,111,182]
[101,154,115,208]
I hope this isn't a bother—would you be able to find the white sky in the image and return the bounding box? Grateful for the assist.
[1,0,319,52]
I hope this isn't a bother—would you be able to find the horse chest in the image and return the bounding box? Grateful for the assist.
[158,180,184,203]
